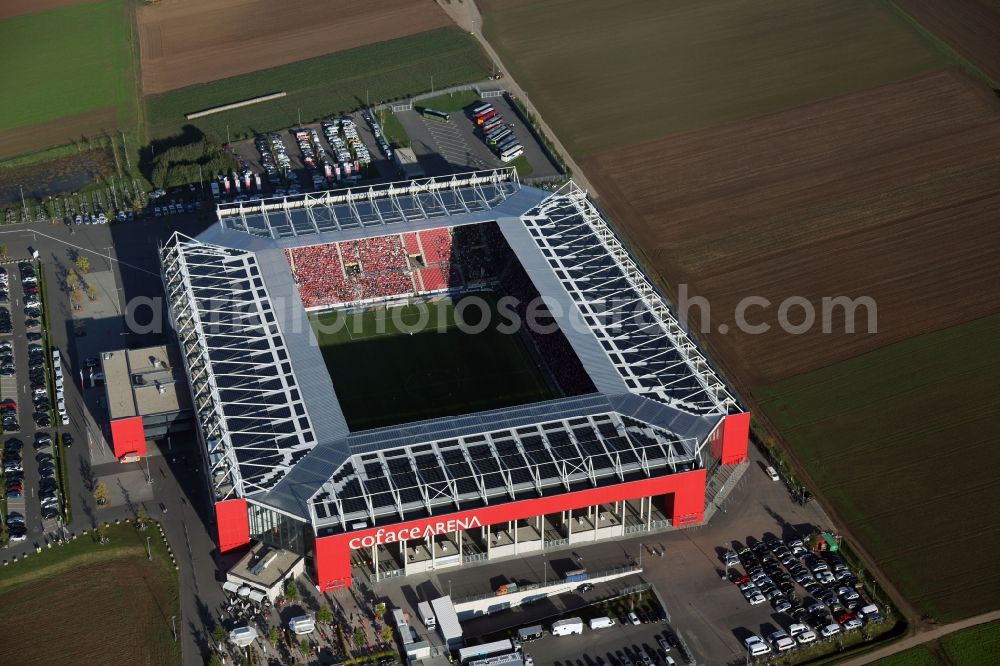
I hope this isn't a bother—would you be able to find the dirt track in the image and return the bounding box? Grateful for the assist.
[585,67,1000,387]
[0,0,89,20]
[137,0,451,94]
[896,0,1000,84]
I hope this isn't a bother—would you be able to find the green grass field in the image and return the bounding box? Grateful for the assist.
[147,27,493,141]
[757,314,1000,622]
[871,619,1000,665]
[940,619,1000,664]
[311,294,553,430]
[483,0,950,156]
[0,0,137,140]
[872,646,941,666]
[415,90,483,113]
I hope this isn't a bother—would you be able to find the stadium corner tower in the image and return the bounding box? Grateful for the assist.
[161,169,750,590]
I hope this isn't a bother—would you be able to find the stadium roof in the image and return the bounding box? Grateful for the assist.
[162,170,741,525]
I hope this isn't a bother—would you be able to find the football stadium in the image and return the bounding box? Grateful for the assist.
[161,168,750,590]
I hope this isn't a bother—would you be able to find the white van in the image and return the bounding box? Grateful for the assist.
[766,465,780,481]
[288,615,315,635]
[551,618,583,636]
[589,616,615,630]
[417,601,436,629]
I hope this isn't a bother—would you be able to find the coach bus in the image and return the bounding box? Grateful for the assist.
[421,108,450,122]
[472,103,493,116]
[482,117,505,133]
[496,135,520,151]
[500,145,524,163]
[476,109,498,125]
[488,128,513,145]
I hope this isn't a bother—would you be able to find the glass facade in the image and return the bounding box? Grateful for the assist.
[248,503,307,555]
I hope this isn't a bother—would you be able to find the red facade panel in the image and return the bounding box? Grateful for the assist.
[215,499,250,553]
[109,416,147,459]
[314,469,706,590]
[721,412,751,465]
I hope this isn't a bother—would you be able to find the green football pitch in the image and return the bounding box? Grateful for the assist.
[310,295,554,430]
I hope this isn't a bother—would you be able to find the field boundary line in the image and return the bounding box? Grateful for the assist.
[884,0,1000,89]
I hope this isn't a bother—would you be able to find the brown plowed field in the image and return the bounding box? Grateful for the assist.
[896,0,1000,83]
[137,0,451,94]
[585,68,1000,387]
[0,106,117,160]
[0,0,90,20]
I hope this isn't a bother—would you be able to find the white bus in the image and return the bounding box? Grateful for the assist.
[472,103,493,116]
[500,145,524,163]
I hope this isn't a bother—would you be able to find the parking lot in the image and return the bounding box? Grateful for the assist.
[2,260,66,546]
[523,621,680,666]
[396,93,562,180]
[720,531,888,661]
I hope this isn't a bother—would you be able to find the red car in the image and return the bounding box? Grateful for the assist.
[1,399,15,410]
[24,286,38,295]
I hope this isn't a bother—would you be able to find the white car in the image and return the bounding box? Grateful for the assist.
[791,625,817,644]
[627,612,641,625]
[842,618,863,631]
[820,624,841,638]
[744,635,771,657]
[746,591,766,606]
[768,631,795,652]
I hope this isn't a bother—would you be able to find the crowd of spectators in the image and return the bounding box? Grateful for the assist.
[287,223,513,308]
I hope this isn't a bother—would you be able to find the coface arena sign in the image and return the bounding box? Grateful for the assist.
[348,516,482,549]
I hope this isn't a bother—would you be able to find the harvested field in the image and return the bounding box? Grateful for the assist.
[895,0,1000,84]
[0,107,117,160]
[758,314,1000,623]
[0,524,179,665]
[0,558,178,665]
[0,0,90,20]
[482,0,948,156]
[147,28,492,141]
[586,68,1000,387]
[137,0,451,94]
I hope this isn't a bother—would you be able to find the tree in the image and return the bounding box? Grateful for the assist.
[299,638,310,654]
[93,481,109,505]
[66,271,79,291]
[353,626,365,647]
[71,286,84,310]
[212,624,227,647]
[207,656,223,666]
[381,625,393,644]
[135,506,150,531]
[317,606,332,624]
[87,284,97,301]
[75,254,90,274]
[94,525,109,544]
[268,626,280,644]
[283,578,298,600]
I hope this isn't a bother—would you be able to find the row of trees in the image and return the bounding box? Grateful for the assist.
[149,140,238,190]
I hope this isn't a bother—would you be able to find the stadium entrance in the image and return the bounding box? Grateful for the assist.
[350,496,674,583]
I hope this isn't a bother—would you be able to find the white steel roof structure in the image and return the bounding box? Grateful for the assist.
[161,170,743,528]
[218,168,520,239]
